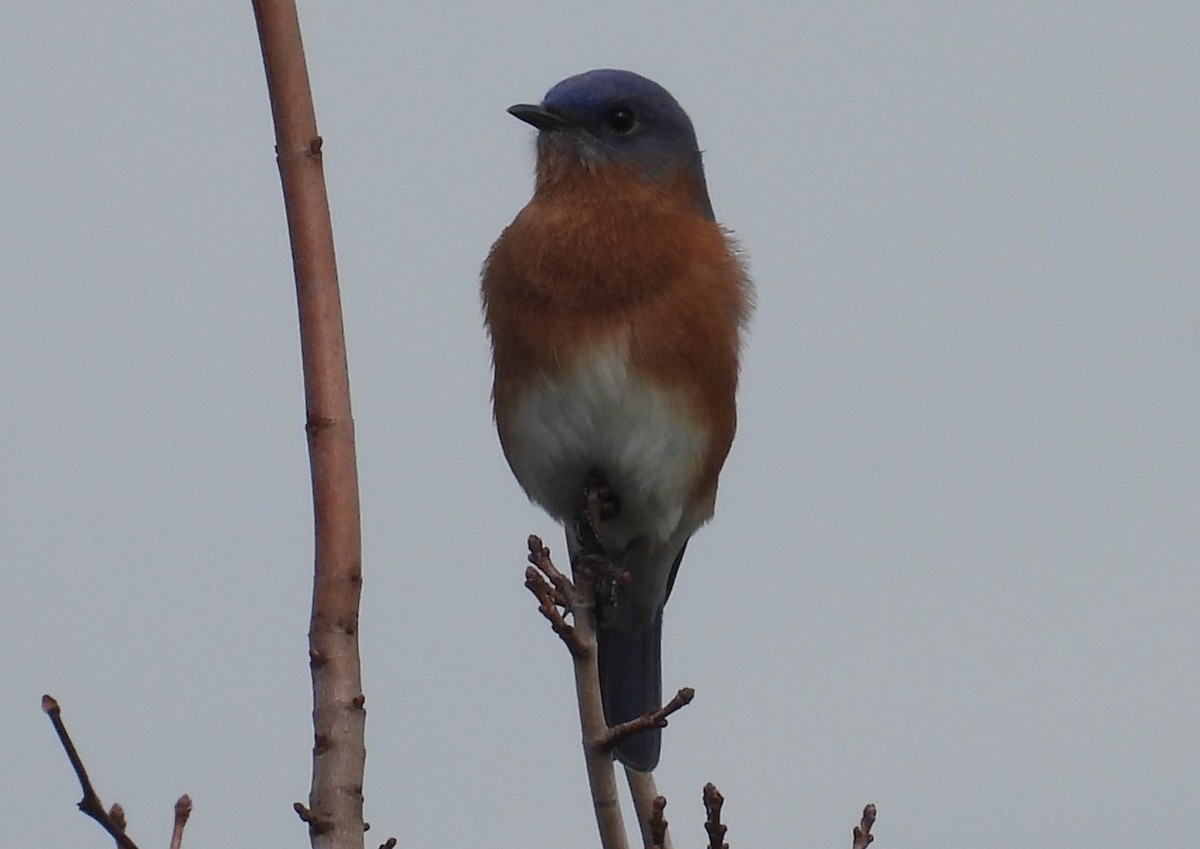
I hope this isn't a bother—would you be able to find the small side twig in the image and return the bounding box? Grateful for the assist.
[293,801,330,834]
[603,688,695,752]
[525,535,587,655]
[702,783,728,849]
[626,769,673,849]
[109,803,128,840]
[852,803,876,849]
[169,795,192,849]
[41,695,143,849]
[648,795,668,848]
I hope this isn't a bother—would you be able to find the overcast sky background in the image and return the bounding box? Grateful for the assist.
[3,3,1197,848]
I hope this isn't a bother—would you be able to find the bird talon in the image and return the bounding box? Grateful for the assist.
[584,468,621,529]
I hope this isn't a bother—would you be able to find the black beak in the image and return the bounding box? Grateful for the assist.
[507,103,573,132]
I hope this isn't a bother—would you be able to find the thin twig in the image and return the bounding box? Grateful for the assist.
[702,783,728,849]
[648,795,668,848]
[527,535,577,608]
[852,804,876,849]
[526,536,587,655]
[169,795,192,849]
[41,695,142,849]
[603,688,694,751]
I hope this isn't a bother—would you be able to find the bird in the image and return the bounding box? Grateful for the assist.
[481,68,751,771]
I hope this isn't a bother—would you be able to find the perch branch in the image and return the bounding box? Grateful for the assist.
[525,535,629,849]
[569,477,631,849]
[524,474,634,848]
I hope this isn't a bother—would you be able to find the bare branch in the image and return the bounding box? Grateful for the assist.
[41,695,143,849]
[852,804,877,849]
[251,2,366,847]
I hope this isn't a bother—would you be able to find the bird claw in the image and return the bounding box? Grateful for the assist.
[571,469,631,617]
[584,468,620,526]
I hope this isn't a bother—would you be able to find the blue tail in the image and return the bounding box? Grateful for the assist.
[597,612,663,771]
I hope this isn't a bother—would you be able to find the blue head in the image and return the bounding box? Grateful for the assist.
[509,69,713,218]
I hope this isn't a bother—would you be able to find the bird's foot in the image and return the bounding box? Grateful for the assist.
[584,468,620,529]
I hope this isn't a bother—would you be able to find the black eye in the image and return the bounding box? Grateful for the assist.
[606,105,637,134]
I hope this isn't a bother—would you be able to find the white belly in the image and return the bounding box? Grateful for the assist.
[505,345,706,550]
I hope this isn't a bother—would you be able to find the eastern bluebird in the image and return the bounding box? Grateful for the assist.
[482,69,750,771]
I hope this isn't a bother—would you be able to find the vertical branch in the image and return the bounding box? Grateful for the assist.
[251,4,365,849]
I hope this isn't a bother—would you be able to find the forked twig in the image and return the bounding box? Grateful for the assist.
[523,474,707,849]
[525,536,587,655]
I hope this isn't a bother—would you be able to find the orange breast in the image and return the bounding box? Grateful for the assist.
[482,164,750,511]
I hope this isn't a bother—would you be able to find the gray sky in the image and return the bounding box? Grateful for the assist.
[4,3,1197,847]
